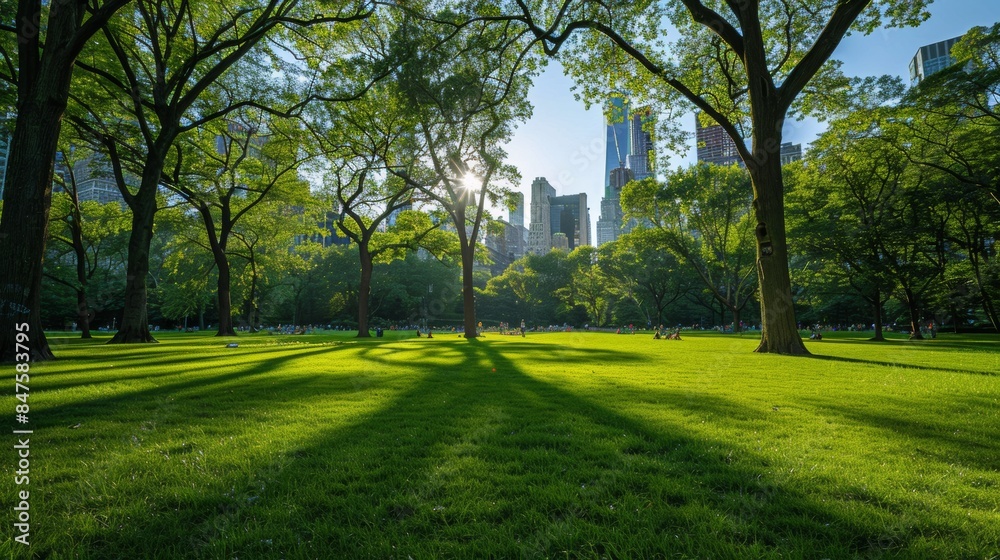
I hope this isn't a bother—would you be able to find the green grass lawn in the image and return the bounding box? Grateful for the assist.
[2,329,998,559]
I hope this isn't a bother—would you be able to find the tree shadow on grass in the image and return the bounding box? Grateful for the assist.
[817,336,1000,353]
[25,338,996,559]
[804,353,997,377]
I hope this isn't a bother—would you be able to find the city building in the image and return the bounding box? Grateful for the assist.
[549,193,590,250]
[597,99,657,246]
[604,93,631,192]
[506,191,527,261]
[779,142,803,165]
[695,113,743,166]
[909,35,963,84]
[596,166,633,246]
[527,177,556,254]
[508,191,525,229]
[69,152,126,205]
[627,106,656,181]
[526,177,591,254]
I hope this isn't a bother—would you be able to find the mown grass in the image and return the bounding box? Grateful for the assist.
[1,329,998,559]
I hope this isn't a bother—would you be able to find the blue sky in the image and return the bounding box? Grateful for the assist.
[502,0,997,234]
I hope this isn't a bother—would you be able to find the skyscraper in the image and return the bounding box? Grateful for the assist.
[627,106,655,181]
[527,177,590,253]
[780,142,803,165]
[695,114,742,166]
[909,35,962,84]
[604,93,631,191]
[596,166,634,246]
[508,191,525,228]
[527,177,556,255]
[597,98,656,246]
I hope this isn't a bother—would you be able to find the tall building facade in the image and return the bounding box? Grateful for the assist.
[695,114,742,166]
[604,93,631,191]
[527,177,590,254]
[909,36,962,84]
[779,142,803,165]
[627,106,655,181]
[72,152,126,205]
[527,177,556,254]
[597,100,654,246]
[549,193,589,250]
[508,191,525,229]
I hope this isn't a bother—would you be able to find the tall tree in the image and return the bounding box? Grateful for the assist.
[70,0,373,343]
[786,114,903,341]
[312,68,453,337]
[388,12,534,338]
[467,0,929,353]
[45,145,130,338]
[600,230,693,328]
[623,164,758,333]
[891,23,1000,206]
[0,0,133,360]
[171,110,310,336]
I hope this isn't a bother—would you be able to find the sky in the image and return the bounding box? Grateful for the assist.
[501,0,997,236]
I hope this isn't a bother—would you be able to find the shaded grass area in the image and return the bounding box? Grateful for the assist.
[2,330,999,559]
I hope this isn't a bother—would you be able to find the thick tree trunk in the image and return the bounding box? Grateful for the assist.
[870,290,885,342]
[215,254,236,336]
[904,288,924,340]
[748,137,808,355]
[0,97,63,361]
[76,289,92,339]
[461,241,478,339]
[109,166,160,343]
[356,245,373,338]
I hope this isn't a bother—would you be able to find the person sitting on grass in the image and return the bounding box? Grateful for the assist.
[667,328,682,340]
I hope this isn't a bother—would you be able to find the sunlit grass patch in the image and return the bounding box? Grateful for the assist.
[2,330,998,558]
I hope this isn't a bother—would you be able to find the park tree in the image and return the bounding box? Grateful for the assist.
[786,114,904,341]
[44,145,130,338]
[890,23,1000,207]
[465,0,930,353]
[312,63,456,337]
[560,245,611,327]
[68,0,374,344]
[170,110,311,336]
[623,164,758,333]
[940,183,1000,331]
[478,249,577,327]
[600,230,694,328]
[387,12,535,338]
[0,0,134,360]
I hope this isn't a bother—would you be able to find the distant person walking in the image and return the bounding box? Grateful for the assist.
[520,319,526,337]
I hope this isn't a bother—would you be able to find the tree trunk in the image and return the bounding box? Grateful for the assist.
[356,244,373,338]
[970,252,1000,331]
[70,185,92,339]
[870,290,885,342]
[748,124,808,355]
[904,288,924,340]
[461,241,478,339]
[76,289,92,339]
[109,166,159,343]
[0,97,63,361]
[215,254,236,336]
